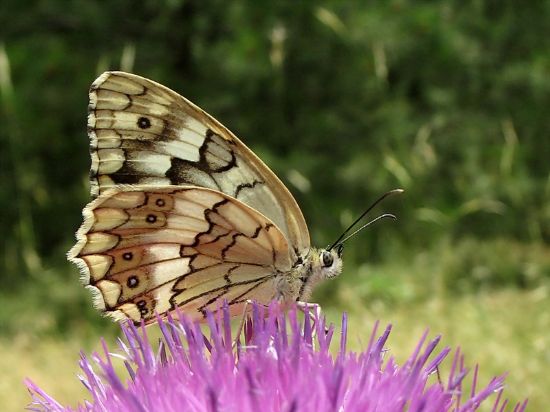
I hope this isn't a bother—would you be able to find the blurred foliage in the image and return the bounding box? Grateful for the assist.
[0,0,549,333]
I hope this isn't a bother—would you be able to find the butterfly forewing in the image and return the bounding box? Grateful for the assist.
[69,186,292,323]
[88,71,310,253]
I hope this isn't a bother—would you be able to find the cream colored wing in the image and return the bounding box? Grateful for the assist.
[69,186,292,324]
[88,71,309,254]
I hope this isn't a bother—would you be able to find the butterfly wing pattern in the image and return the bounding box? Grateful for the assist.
[86,72,309,251]
[70,71,338,324]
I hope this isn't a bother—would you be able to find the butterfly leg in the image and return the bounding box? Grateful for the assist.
[232,300,253,349]
[296,301,329,337]
[232,300,270,349]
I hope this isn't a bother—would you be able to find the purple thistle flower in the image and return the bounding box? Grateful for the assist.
[25,302,527,412]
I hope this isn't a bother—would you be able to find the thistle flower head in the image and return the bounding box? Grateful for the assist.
[26,302,526,411]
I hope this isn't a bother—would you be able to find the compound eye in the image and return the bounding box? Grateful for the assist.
[337,244,344,257]
[321,251,334,267]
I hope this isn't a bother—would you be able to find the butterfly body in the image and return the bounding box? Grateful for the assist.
[70,71,344,324]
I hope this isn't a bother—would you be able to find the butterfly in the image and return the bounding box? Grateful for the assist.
[69,71,400,324]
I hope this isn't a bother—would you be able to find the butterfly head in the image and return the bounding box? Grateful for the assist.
[313,246,344,280]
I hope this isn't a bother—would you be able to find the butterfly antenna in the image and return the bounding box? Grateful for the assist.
[334,213,396,247]
[328,188,403,251]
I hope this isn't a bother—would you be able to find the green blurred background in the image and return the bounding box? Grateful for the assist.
[1,0,548,409]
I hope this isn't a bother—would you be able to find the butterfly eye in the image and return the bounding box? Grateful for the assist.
[337,244,344,257]
[321,251,334,267]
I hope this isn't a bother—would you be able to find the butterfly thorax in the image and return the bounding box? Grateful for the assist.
[281,247,343,302]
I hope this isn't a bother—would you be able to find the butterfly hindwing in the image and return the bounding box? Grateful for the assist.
[88,71,310,253]
[69,186,292,323]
